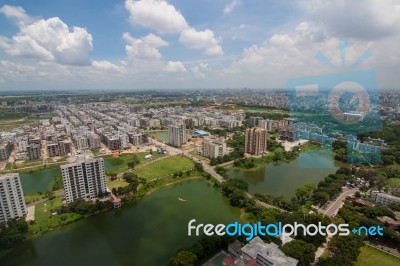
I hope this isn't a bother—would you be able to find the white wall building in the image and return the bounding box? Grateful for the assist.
[168,124,186,147]
[201,136,227,159]
[371,191,400,206]
[61,156,107,204]
[0,173,27,224]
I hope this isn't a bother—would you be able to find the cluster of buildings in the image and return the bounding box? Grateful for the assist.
[223,237,298,266]
[371,191,400,206]
[0,153,111,225]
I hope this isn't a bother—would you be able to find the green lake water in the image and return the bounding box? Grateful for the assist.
[19,167,61,193]
[0,179,241,266]
[226,151,338,197]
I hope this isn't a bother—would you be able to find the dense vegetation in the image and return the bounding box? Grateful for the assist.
[0,219,28,251]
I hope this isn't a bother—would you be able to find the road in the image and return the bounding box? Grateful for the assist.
[321,187,358,217]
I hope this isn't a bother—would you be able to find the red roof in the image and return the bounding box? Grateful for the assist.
[246,259,257,266]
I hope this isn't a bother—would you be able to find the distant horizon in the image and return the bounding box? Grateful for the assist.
[1,1,400,90]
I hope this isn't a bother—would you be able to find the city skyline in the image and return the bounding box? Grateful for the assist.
[0,0,400,90]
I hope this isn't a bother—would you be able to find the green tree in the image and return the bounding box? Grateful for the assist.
[281,240,316,266]
[169,250,197,266]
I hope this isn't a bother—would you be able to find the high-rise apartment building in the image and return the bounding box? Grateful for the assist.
[0,173,27,224]
[168,124,186,147]
[201,136,227,159]
[245,128,268,156]
[61,155,107,203]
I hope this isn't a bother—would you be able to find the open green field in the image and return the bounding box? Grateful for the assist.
[387,178,400,188]
[103,152,164,173]
[134,156,195,180]
[356,245,400,266]
[107,178,130,189]
[28,197,82,235]
[0,111,46,131]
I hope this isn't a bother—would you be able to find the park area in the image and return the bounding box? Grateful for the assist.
[355,245,400,266]
[103,152,163,173]
[134,156,195,180]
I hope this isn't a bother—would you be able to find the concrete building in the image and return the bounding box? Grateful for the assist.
[17,137,28,152]
[26,144,41,160]
[75,136,89,150]
[240,237,298,266]
[168,124,186,147]
[129,132,148,146]
[61,155,107,204]
[47,142,60,157]
[371,191,400,206]
[0,141,13,161]
[201,136,227,159]
[0,173,27,224]
[245,128,268,156]
[58,139,72,155]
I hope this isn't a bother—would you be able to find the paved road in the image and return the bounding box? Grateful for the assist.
[321,188,358,217]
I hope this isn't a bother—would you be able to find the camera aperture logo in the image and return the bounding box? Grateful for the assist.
[286,40,382,167]
[188,219,383,241]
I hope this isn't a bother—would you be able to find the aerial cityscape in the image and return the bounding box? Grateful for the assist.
[0,1,400,266]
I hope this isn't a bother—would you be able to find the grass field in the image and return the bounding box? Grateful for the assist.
[103,152,164,173]
[356,245,400,266]
[134,156,194,180]
[28,197,82,235]
[107,178,129,189]
[386,178,400,188]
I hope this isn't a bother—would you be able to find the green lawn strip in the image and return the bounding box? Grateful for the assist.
[103,152,164,173]
[28,197,82,236]
[134,156,195,180]
[24,193,45,205]
[107,178,130,189]
[355,245,400,266]
[386,178,400,188]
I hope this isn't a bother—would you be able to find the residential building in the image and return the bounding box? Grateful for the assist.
[0,173,27,224]
[240,237,298,266]
[371,191,400,206]
[60,155,107,203]
[26,144,41,160]
[245,128,268,156]
[201,136,227,159]
[0,141,12,161]
[168,124,186,147]
[47,142,60,157]
[58,139,72,155]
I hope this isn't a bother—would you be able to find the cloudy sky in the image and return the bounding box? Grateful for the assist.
[0,0,399,90]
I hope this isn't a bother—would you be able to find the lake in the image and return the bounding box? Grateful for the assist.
[0,179,241,266]
[226,151,339,197]
[19,167,61,193]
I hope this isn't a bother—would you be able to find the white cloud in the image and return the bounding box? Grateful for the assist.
[179,28,223,55]
[0,5,33,26]
[125,0,224,55]
[300,0,400,40]
[0,5,93,66]
[164,61,187,73]
[123,32,168,61]
[224,0,242,14]
[191,63,209,78]
[92,60,126,73]
[125,0,188,34]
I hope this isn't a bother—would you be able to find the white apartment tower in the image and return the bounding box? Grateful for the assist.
[0,173,27,224]
[168,124,187,147]
[61,155,107,203]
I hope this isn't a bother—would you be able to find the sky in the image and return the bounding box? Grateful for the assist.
[0,0,399,90]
